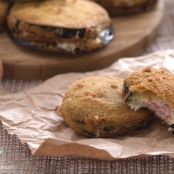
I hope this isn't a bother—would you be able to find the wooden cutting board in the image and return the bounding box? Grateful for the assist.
[0,0,164,80]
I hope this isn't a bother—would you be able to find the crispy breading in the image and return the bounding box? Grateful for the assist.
[59,76,151,137]
[8,0,111,29]
[7,0,112,53]
[125,68,174,109]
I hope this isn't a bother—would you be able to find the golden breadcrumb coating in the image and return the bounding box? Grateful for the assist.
[125,68,174,109]
[7,0,112,53]
[59,76,151,137]
[8,0,111,29]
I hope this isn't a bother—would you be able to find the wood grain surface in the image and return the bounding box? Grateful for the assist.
[0,0,164,80]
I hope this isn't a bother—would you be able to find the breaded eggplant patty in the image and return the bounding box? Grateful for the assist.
[7,0,113,54]
[92,0,158,16]
[59,76,151,138]
[123,68,174,131]
[0,0,9,31]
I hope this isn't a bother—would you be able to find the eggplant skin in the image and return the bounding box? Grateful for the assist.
[10,19,113,41]
[123,81,133,103]
[12,19,87,40]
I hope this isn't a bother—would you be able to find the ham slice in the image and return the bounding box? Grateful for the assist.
[143,101,171,121]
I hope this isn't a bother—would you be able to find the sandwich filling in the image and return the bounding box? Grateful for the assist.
[124,82,174,129]
[9,20,113,54]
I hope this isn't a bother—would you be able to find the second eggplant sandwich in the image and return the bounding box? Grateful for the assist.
[123,68,174,131]
[7,0,113,54]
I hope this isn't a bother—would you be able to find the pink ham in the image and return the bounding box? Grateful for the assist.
[143,101,171,120]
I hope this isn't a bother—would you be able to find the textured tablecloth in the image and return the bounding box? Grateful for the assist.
[0,0,174,173]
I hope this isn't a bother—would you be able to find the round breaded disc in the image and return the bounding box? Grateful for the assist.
[59,76,151,137]
[8,0,111,29]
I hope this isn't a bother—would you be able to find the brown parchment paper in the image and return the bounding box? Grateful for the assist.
[1,50,174,160]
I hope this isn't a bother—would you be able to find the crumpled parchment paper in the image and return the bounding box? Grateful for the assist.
[0,50,174,160]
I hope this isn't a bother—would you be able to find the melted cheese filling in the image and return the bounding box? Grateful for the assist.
[128,92,174,125]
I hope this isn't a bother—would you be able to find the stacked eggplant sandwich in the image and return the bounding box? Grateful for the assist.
[7,0,113,54]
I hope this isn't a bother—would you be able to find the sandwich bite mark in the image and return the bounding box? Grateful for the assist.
[123,68,174,131]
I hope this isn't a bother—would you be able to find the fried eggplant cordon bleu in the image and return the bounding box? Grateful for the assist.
[7,0,113,54]
[59,76,151,138]
[123,68,174,131]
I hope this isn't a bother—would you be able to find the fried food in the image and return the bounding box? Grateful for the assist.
[123,68,174,131]
[59,76,151,137]
[7,0,113,54]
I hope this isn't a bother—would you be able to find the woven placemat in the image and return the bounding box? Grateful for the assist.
[0,0,174,173]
